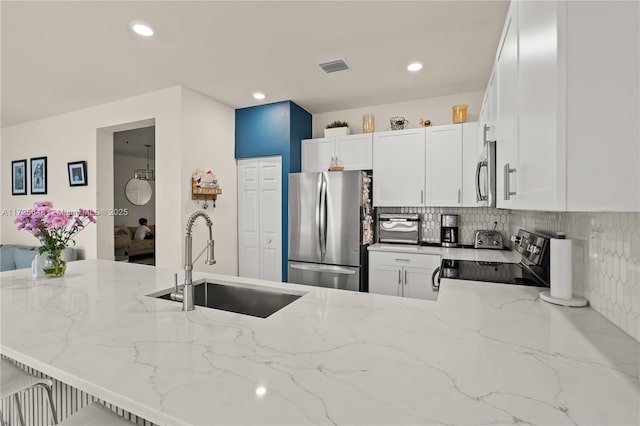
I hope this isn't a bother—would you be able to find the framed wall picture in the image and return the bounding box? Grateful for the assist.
[67,161,87,187]
[11,159,27,195]
[30,157,48,195]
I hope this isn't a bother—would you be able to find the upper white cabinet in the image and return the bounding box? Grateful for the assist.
[426,125,463,207]
[373,124,478,207]
[373,128,426,207]
[493,1,639,211]
[301,137,334,172]
[495,2,518,210]
[302,134,372,172]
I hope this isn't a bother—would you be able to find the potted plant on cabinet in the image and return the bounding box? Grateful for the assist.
[324,120,350,137]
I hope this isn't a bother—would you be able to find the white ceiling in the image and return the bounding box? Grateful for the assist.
[1,1,509,128]
[113,126,155,158]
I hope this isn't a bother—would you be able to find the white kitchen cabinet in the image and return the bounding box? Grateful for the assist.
[373,128,426,207]
[301,137,334,172]
[495,1,518,210]
[301,134,372,172]
[369,251,440,301]
[237,156,282,282]
[426,124,463,207]
[492,1,639,211]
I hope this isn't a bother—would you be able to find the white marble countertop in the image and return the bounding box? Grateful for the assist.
[368,243,521,263]
[1,260,638,425]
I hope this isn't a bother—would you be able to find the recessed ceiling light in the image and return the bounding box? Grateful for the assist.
[253,92,266,100]
[129,21,154,37]
[407,62,423,72]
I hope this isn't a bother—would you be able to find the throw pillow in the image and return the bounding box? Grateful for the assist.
[13,247,38,270]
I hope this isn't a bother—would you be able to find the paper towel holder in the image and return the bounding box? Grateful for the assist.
[540,291,588,307]
[540,232,588,307]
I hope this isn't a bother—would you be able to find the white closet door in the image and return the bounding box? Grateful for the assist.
[237,159,260,279]
[258,157,282,282]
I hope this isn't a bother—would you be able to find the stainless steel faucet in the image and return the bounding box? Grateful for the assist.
[171,211,216,311]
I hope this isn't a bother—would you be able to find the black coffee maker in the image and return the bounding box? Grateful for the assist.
[440,214,459,247]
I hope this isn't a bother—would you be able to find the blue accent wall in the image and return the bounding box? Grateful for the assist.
[235,101,312,281]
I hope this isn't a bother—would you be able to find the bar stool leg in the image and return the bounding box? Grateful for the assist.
[0,408,6,426]
[13,393,25,426]
[40,384,58,425]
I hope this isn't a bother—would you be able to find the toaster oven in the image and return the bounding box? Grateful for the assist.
[378,214,420,245]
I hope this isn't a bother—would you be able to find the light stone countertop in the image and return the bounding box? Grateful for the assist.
[1,260,638,425]
[368,243,521,263]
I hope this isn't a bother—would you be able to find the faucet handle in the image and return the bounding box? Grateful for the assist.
[174,273,179,292]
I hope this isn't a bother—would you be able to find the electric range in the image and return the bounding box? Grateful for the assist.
[433,229,551,290]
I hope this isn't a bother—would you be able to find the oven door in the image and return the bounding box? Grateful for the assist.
[475,139,496,207]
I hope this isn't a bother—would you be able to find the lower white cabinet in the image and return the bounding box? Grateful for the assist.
[368,251,440,300]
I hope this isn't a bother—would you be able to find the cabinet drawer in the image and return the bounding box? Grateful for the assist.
[370,251,440,268]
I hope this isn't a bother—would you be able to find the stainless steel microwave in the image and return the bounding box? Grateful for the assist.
[475,136,496,207]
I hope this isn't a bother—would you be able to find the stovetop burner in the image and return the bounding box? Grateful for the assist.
[440,259,548,287]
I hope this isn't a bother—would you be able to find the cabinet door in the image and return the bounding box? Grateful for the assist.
[427,125,463,207]
[302,138,334,172]
[516,0,563,211]
[336,134,373,170]
[258,157,282,282]
[462,122,480,207]
[496,3,519,209]
[373,129,426,207]
[369,263,402,297]
[403,266,438,301]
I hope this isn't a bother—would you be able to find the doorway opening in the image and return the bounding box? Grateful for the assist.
[113,126,156,265]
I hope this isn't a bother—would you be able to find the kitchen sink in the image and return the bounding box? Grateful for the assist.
[148,279,305,318]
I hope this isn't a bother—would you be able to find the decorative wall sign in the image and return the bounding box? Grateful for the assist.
[30,157,48,195]
[68,161,87,187]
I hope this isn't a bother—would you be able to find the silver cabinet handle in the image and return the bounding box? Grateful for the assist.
[420,190,424,204]
[457,189,461,204]
[397,269,402,296]
[398,270,401,284]
[404,269,407,285]
[503,163,516,200]
[395,258,410,262]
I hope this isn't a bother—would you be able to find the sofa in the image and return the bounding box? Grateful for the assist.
[114,225,155,257]
[0,244,78,272]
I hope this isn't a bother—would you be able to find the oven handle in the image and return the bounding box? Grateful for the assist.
[432,267,441,292]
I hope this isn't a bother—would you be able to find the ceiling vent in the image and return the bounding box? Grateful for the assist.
[319,59,350,74]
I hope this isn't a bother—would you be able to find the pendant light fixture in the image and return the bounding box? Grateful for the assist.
[134,144,155,181]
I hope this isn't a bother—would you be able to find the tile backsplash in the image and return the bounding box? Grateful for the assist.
[377,207,510,245]
[376,207,640,342]
[509,211,639,342]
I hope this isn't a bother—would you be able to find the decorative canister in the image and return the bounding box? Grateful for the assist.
[363,114,375,133]
[452,104,468,123]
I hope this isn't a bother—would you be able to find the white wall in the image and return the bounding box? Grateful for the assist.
[1,86,237,272]
[312,90,484,138]
[113,153,156,227]
[180,88,237,276]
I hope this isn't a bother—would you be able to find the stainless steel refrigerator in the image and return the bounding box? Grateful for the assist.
[288,170,372,291]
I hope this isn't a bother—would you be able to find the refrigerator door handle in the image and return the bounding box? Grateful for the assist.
[315,173,323,259]
[289,262,357,275]
[319,173,327,260]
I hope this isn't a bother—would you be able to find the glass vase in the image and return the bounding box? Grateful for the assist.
[43,249,66,277]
